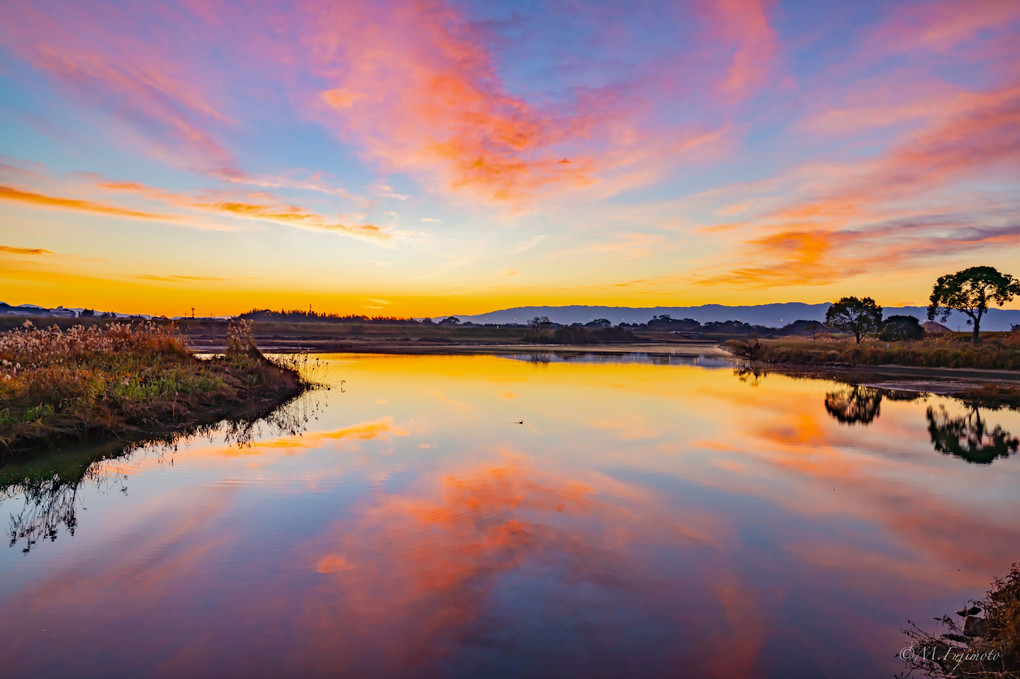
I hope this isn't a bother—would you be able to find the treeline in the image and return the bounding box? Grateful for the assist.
[239,308,418,324]
[521,324,638,345]
[620,315,829,337]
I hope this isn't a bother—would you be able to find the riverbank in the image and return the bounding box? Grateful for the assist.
[724,349,1020,407]
[0,321,307,456]
[725,335,1020,370]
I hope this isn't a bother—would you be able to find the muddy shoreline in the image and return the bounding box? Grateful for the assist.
[189,338,733,357]
[190,337,1020,397]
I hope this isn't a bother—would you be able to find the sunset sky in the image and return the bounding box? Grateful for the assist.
[1,0,1019,317]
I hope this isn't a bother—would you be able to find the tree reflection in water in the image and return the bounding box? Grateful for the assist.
[926,405,1019,465]
[3,459,127,553]
[823,385,883,425]
[734,366,767,388]
[0,392,320,553]
[733,365,1019,465]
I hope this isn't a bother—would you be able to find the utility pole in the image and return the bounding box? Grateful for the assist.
[191,307,195,319]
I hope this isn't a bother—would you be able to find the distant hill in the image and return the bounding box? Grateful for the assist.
[454,303,1020,332]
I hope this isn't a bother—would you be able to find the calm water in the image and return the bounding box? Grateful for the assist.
[1,353,1018,678]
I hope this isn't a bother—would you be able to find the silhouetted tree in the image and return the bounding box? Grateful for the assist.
[926,404,1019,464]
[825,296,883,344]
[528,316,552,328]
[781,319,828,336]
[879,314,924,341]
[927,266,1020,345]
[824,385,883,425]
[585,318,611,328]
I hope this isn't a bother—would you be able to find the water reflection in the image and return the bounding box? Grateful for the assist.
[926,405,1020,465]
[736,365,1019,465]
[298,456,764,678]
[0,392,320,552]
[1,354,1018,679]
[823,385,882,425]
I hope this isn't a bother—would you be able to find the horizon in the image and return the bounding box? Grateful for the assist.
[2,1,1020,316]
[5,298,1019,334]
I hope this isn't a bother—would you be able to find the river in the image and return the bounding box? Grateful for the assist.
[1,352,1017,678]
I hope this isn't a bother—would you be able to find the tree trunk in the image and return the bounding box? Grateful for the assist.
[972,317,981,345]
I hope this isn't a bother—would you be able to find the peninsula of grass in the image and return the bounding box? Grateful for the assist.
[0,320,307,456]
[725,333,1020,371]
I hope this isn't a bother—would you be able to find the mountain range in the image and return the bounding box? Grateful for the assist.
[453,303,1020,331]
[4,301,1019,331]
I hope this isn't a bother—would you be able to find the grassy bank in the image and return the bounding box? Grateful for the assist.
[0,317,696,351]
[725,334,1020,371]
[0,320,306,455]
[900,563,1020,678]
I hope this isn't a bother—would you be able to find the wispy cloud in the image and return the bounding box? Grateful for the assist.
[1,161,390,242]
[693,84,1020,287]
[0,185,171,221]
[0,244,53,256]
[711,0,780,100]
[0,2,236,174]
[130,274,232,283]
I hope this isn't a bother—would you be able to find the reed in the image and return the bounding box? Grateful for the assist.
[725,333,1020,371]
[0,320,305,455]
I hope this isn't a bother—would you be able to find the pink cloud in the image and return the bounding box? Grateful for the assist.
[305,0,602,201]
[869,0,1020,54]
[0,1,237,174]
[710,0,780,100]
[692,84,1020,287]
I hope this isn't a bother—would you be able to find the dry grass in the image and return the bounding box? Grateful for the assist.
[899,563,1020,678]
[0,320,304,454]
[725,333,1020,371]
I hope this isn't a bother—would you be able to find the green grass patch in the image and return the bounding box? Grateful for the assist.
[0,320,304,455]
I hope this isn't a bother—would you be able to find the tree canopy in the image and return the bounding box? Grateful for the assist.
[879,315,924,341]
[928,266,1020,344]
[825,296,883,344]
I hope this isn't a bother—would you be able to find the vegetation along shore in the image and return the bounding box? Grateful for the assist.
[727,267,1020,375]
[0,319,310,456]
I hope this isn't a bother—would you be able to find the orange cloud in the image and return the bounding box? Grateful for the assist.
[693,84,1020,287]
[0,160,388,241]
[0,244,53,255]
[131,274,231,282]
[96,179,386,240]
[0,184,171,220]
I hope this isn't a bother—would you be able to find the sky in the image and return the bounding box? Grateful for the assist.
[1,0,1019,318]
